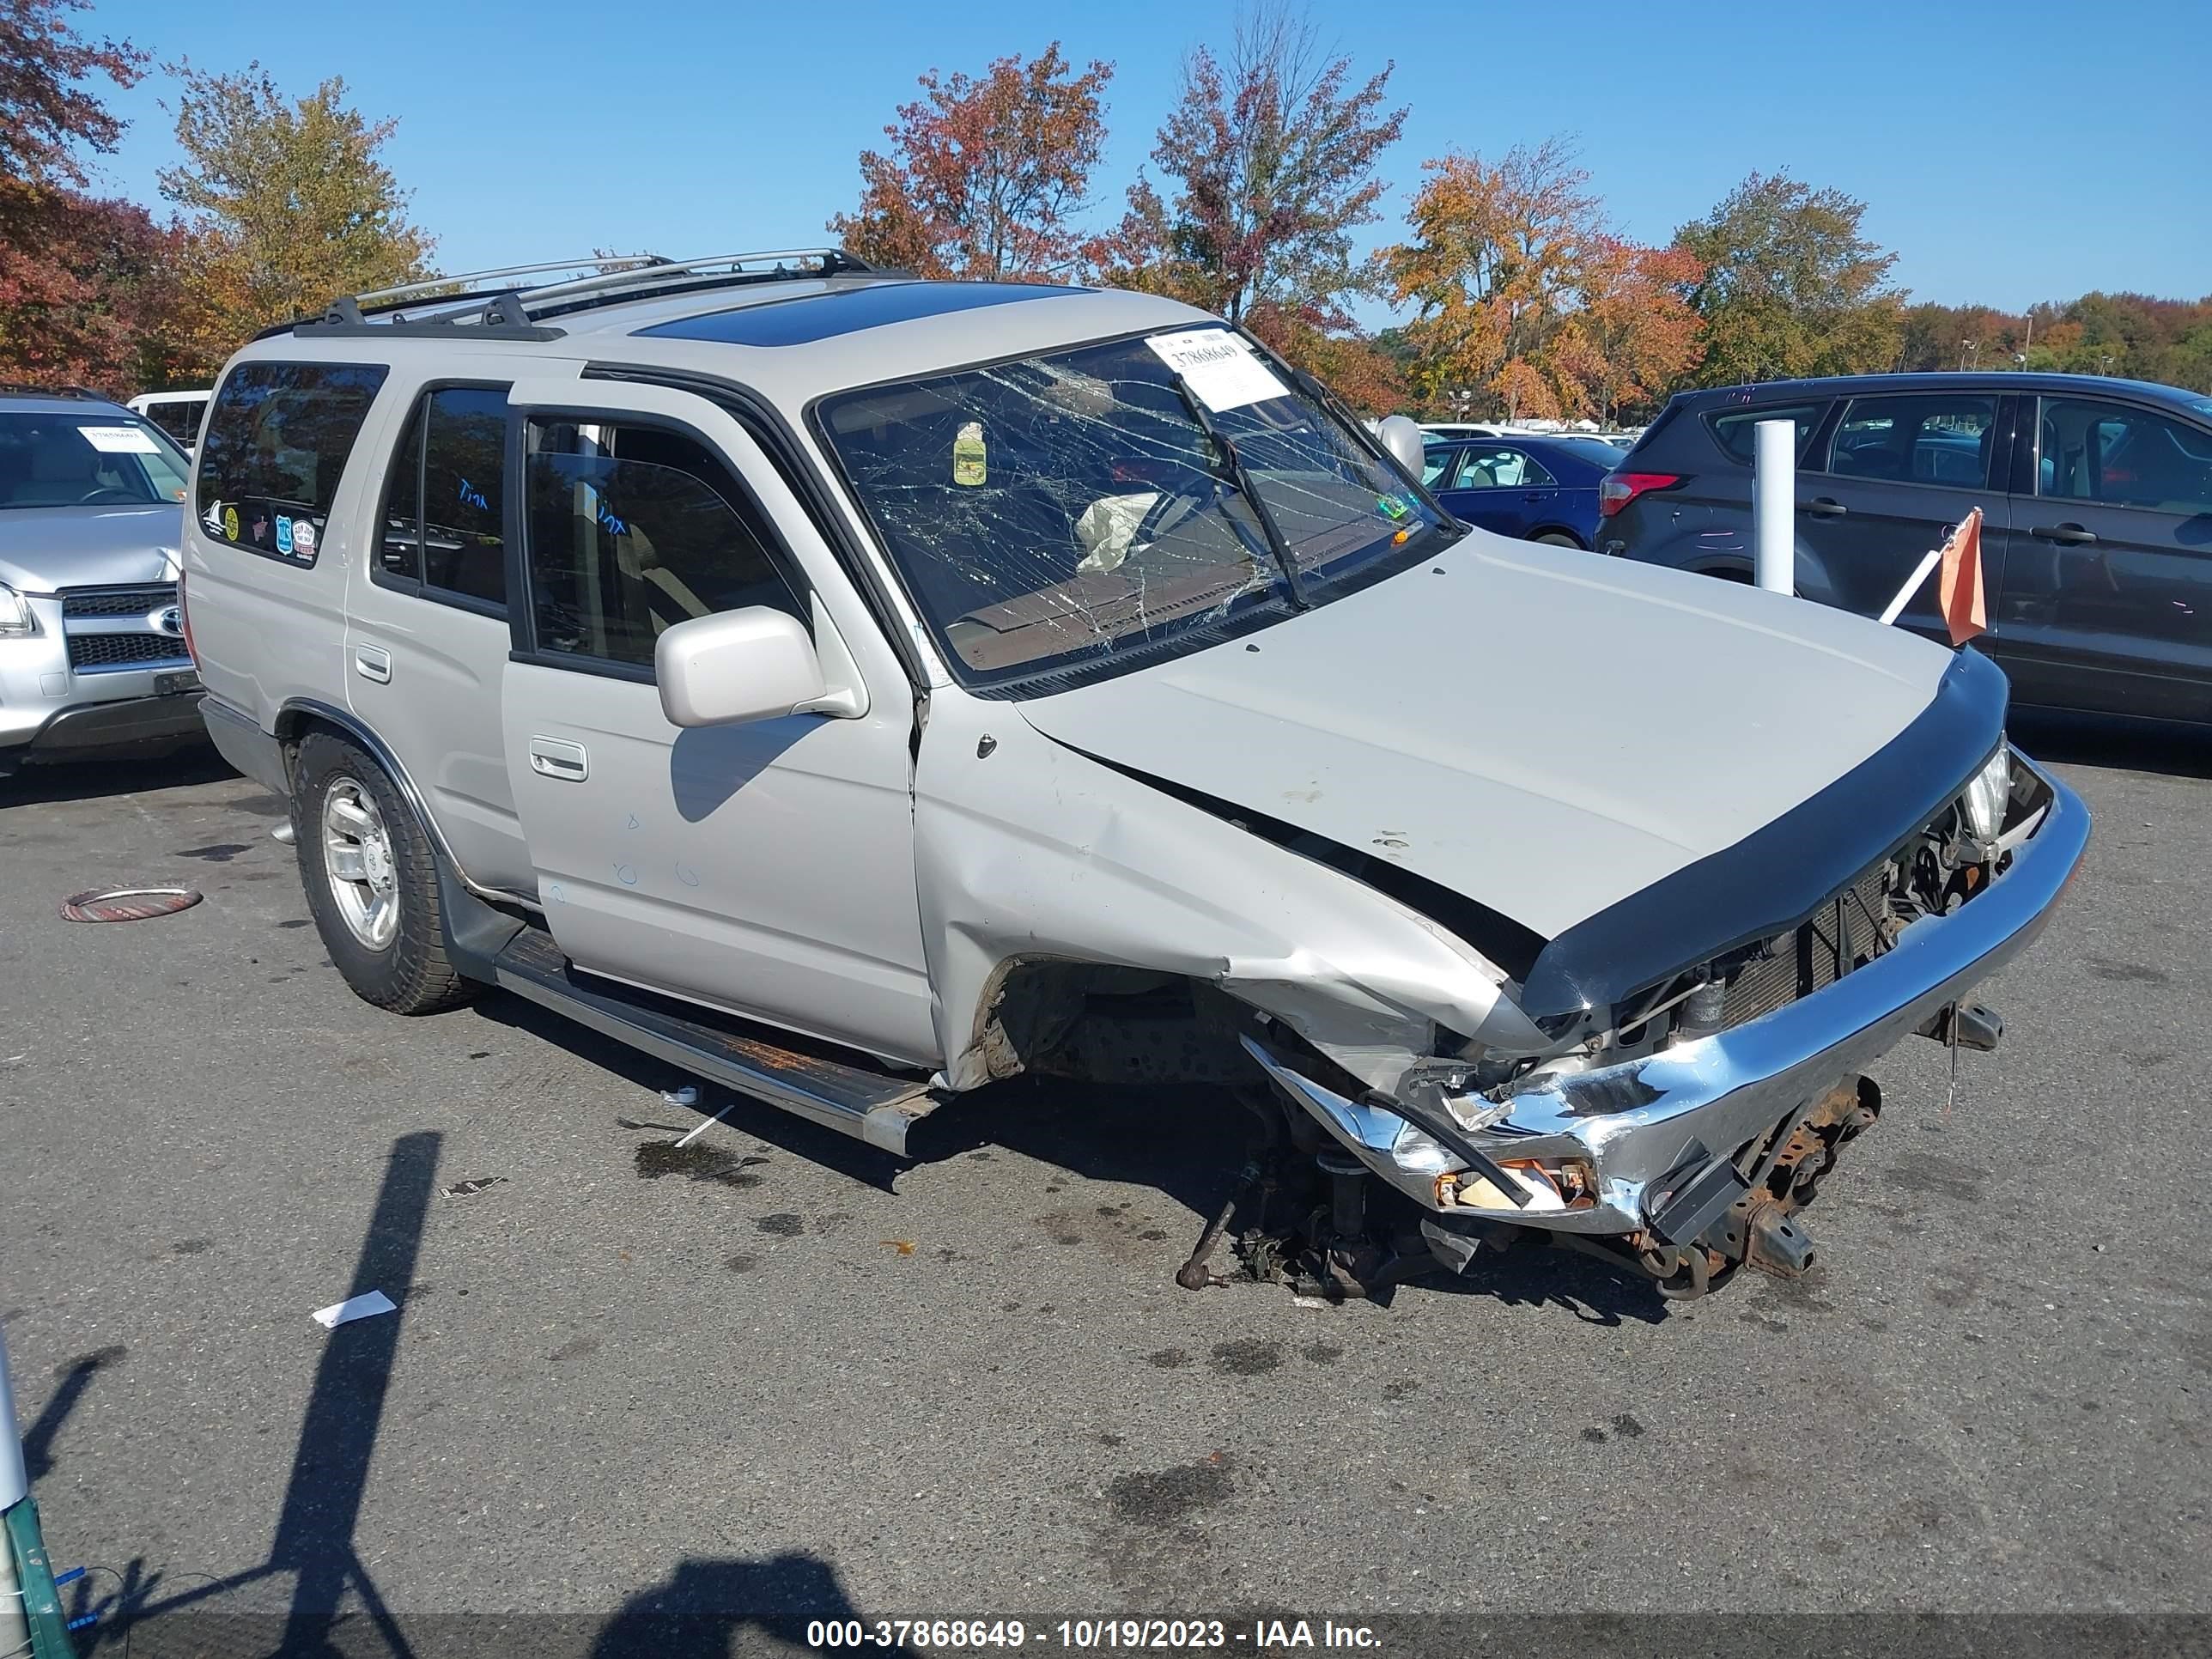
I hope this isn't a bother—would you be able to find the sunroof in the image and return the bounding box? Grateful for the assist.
[635,280,1085,348]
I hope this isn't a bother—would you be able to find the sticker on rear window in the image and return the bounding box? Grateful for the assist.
[1143,329,1291,413]
[77,423,161,454]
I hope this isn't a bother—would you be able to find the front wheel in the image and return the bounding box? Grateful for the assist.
[294,730,474,1014]
[1533,532,1582,549]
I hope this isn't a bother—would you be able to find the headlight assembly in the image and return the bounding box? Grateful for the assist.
[1961,745,2011,842]
[0,582,35,636]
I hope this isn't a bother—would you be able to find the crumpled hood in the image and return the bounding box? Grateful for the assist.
[1018,531,1957,941]
[0,505,183,593]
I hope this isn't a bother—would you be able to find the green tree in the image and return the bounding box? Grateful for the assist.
[1674,171,1903,385]
[159,62,433,368]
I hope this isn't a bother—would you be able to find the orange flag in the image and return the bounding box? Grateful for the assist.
[1936,506,1987,647]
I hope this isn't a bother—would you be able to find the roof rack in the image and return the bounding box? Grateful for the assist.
[278,247,883,342]
[0,382,106,400]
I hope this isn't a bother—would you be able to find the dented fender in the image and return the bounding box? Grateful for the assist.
[914,692,1547,1092]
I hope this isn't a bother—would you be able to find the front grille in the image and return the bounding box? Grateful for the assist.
[1720,865,1892,1029]
[61,583,175,617]
[66,631,191,672]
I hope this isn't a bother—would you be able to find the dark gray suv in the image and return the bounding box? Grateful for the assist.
[1601,371,2212,725]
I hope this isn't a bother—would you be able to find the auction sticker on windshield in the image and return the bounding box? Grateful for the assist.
[1144,328,1291,412]
[77,424,162,454]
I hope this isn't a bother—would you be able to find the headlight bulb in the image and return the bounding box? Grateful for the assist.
[1961,746,2011,842]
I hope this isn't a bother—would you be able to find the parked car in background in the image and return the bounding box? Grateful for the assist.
[1601,371,2212,725]
[0,388,203,777]
[1422,431,1625,548]
[128,389,213,451]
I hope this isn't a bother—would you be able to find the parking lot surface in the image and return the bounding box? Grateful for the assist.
[2,720,2209,1653]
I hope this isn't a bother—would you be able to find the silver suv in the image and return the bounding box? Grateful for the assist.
[186,251,2087,1300]
[0,388,204,778]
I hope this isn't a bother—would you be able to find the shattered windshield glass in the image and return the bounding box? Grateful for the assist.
[817,328,1450,687]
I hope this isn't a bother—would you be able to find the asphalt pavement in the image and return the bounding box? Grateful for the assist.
[1,716,2208,1656]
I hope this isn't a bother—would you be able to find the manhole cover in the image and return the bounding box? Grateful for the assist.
[59,886,204,923]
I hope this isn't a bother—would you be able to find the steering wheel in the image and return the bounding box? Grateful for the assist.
[77,486,139,505]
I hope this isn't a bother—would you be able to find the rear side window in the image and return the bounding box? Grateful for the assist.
[1707,403,1826,467]
[521,420,803,672]
[1825,393,1996,487]
[2039,398,2212,514]
[374,385,509,610]
[1449,445,1555,489]
[141,399,204,446]
[196,362,388,565]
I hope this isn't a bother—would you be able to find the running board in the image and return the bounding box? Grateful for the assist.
[491,927,940,1155]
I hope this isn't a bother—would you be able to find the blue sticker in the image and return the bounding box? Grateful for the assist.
[275,514,295,556]
[457,476,488,512]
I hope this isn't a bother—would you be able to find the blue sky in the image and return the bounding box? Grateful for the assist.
[92,0,2210,324]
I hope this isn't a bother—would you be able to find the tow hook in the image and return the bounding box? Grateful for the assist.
[1744,1203,1816,1277]
[1917,1000,2002,1052]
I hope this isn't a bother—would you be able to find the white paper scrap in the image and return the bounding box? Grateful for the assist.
[312,1290,397,1329]
[77,424,162,455]
[1143,329,1291,413]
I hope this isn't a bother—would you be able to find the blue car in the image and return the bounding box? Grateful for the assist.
[1420,433,1626,549]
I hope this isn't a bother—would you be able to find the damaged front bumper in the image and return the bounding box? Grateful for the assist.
[1245,752,2089,1239]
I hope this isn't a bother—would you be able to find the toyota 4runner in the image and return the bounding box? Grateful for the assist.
[185,250,2088,1300]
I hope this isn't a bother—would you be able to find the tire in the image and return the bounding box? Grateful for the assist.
[1533,532,1582,549]
[293,729,475,1014]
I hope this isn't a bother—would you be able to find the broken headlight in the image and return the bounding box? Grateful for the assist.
[1960,745,2011,842]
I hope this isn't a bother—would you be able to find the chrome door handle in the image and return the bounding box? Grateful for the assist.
[1803,498,1847,518]
[527,737,588,781]
[353,644,392,684]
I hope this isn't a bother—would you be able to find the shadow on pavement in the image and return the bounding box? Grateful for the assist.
[0,744,234,807]
[592,1553,914,1657]
[19,1343,125,1483]
[2010,708,2212,781]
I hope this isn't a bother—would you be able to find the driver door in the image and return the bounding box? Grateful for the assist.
[497,379,937,1067]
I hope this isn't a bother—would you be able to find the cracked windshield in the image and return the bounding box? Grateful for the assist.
[818,327,1452,686]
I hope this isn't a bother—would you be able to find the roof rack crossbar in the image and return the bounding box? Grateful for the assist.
[353,256,665,308]
[498,248,862,315]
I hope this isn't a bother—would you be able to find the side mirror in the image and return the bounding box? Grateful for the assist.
[654,606,826,728]
[1377,415,1426,479]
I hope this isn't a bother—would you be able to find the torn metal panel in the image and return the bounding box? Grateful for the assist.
[912,694,1544,1093]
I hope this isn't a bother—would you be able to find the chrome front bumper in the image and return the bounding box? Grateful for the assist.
[1247,753,2090,1237]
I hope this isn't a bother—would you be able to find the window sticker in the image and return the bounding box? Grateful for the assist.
[1142,328,1291,412]
[275,514,295,556]
[952,421,988,486]
[78,423,162,455]
[292,519,317,556]
[222,505,240,542]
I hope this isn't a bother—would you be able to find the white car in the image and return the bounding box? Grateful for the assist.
[184,250,2087,1300]
[127,389,212,452]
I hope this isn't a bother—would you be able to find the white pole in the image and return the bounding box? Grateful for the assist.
[1751,417,1796,595]
[0,1328,27,1658]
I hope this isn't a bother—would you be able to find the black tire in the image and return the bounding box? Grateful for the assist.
[1533,532,1582,549]
[293,729,475,1014]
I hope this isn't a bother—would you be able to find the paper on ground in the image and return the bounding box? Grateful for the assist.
[1144,329,1291,412]
[312,1290,397,1329]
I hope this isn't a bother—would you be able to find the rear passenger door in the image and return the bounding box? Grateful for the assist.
[345,376,536,896]
[1792,391,2012,637]
[1435,442,1557,539]
[1991,395,2212,720]
[497,379,935,1067]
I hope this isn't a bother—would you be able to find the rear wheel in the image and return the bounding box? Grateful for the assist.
[1533,532,1582,548]
[294,730,474,1014]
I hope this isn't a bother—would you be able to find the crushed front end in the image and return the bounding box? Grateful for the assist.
[1237,736,2087,1298]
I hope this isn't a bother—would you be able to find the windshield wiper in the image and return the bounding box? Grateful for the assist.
[1170,374,1310,611]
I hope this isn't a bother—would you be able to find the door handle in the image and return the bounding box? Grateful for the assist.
[352,644,392,684]
[1803,498,1847,518]
[527,737,588,781]
[1524,490,1545,502]
[2030,522,2098,545]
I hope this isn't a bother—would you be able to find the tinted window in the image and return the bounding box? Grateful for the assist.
[2039,398,2212,515]
[375,386,509,606]
[1709,403,1825,466]
[141,399,204,445]
[0,413,191,509]
[1420,446,1455,487]
[196,362,388,565]
[523,422,801,671]
[1449,445,1555,489]
[1826,394,1996,486]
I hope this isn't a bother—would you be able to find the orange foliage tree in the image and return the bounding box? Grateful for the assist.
[830,45,1113,281]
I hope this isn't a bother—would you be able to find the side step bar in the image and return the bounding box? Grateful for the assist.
[491,927,940,1155]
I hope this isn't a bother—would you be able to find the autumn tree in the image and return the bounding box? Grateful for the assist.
[159,63,433,370]
[1096,6,1404,386]
[1383,139,1607,421]
[830,46,1111,281]
[1674,171,1902,385]
[1572,236,1705,423]
[0,0,186,392]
